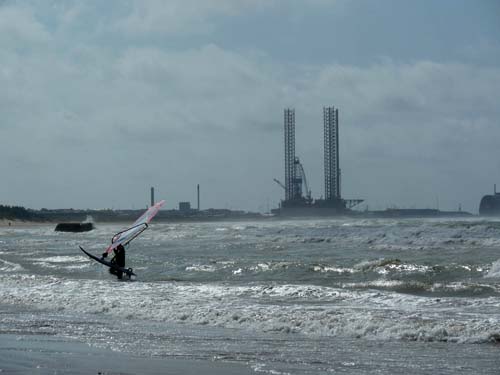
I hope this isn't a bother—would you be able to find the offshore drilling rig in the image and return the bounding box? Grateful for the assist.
[273,107,363,216]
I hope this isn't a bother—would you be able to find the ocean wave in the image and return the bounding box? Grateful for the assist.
[185,264,218,272]
[185,261,236,273]
[268,220,500,251]
[186,218,500,257]
[35,255,86,263]
[311,264,354,274]
[0,258,24,272]
[429,282,499,296]
[342,279,426,291]
[1,277,498,344]
[32,255,89,270]
[352,258,432,274]
[361,221,500,251]
[342,279,499,297]
[179,257,488,286]
[311,260,431,276]
[296,237,332,243]
[485,259,500,278]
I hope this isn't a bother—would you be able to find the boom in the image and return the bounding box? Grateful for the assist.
[103,200,165,255]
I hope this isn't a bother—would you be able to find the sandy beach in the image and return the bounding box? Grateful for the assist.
[0,219,48,228]
[0,334,255,375]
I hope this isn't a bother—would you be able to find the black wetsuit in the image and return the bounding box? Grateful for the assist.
[109,245,126,279]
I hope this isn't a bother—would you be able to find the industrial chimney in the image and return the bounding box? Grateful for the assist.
[197,184,200,211]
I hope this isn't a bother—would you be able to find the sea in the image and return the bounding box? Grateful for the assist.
[0,217,499,374]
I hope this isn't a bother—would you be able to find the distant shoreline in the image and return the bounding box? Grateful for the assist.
[0,214,486,229]
[0,204,482,225]
[0,219,48,227]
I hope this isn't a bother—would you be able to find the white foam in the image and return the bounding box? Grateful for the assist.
[34,255,85,263]
[0,276,498,344]
[34,262,89,270]
[248,262,291,273]
[0,258,24,272]
[185,264,217,272]
[342,279,409,289]
[485,259,500,278]
[32,255,89,270]
[186,261,235,273]
[312,265,354,274]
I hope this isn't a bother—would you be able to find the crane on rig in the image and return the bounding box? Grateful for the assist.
[295,158,312,201]
[273,178,286,190]
[274,157,312,203]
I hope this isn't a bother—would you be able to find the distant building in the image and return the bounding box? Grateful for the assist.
[479,185,500,216]
[179,202,191,212]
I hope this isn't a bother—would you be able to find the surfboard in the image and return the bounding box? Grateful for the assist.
[79,246,136,277]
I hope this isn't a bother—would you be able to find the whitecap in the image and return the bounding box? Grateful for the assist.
[185,264,217,272]
[0,258,24,272]
[485,259,500,278]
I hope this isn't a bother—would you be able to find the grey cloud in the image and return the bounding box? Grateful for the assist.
[0,3,51,46]
[111,0,279,37]
[0,1,498,212]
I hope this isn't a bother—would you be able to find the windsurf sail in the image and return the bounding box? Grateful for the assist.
[103,200,165,255]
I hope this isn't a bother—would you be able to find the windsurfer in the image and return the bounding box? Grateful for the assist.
[102,244,126,279]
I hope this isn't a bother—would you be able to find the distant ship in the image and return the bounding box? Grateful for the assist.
[479,185,500,216]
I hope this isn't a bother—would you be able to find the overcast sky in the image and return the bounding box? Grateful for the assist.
[1,0,499,212]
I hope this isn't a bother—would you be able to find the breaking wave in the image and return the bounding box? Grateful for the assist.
[485,259,500,278]
[0,276,499,344]
[0,258,24,272]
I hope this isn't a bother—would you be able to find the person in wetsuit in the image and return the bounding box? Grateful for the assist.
[102,244,126,279]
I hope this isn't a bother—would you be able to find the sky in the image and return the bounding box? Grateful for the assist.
[1,0,499,212]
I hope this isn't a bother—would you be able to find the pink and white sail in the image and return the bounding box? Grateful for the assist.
[104,200,165,254]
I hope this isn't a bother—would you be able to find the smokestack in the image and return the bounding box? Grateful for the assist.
[197,184,200,210]
[150,187,155,207]
[495,184,497,195]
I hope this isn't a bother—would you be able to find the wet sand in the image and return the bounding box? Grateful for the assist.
[0,334,255,374]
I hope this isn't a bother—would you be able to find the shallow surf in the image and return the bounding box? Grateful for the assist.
[0,218,499,373]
